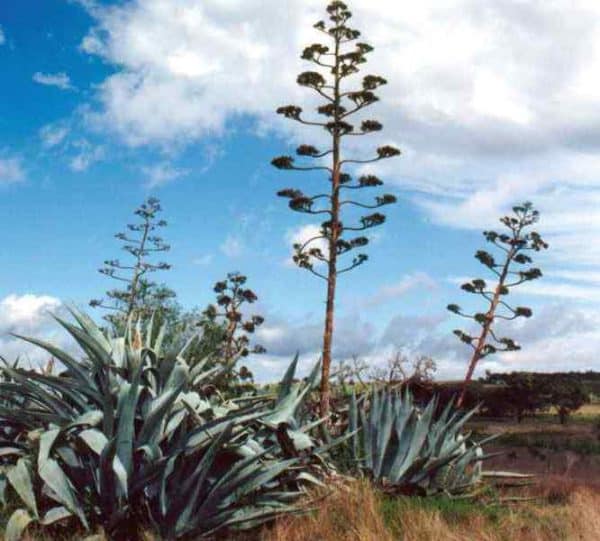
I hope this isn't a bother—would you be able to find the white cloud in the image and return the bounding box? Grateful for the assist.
[245,298,600,382]
[364,272,437,307]
[70,0,600,378]
[0,156,25,186]
[471,70,532,125]
[284,224,327,267]
[0,294,66,367]
[547,270,600,284]
[69,140,104,171]
[519,281,600,304]
[39,123,70,149]
[142,162,190,188]
[0,26,5,46]
[379,301,600,379]
[483,304,600,374]
[0,294,61,330]
[76,0,600,154]
[220,235,243,258]
[78,0,302,146]
[75,0,600,275]
[256,313,376,359]
[32,72,74,90]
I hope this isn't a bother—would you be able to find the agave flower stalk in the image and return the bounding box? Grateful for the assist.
[272,1,400,418]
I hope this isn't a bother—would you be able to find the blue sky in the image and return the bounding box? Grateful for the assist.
[1,0,600,381]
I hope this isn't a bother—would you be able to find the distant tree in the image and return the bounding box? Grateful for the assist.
[272,1,400,417]
[543,376,589,424]
[332,355,369,388]
[90,197,175,328]
[485,372,550,422]
[484,371,589,423]
[199,272,266,392]
[448,202,548,407]
[370,352,437,387]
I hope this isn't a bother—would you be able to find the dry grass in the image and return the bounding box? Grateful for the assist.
[262,479,600,541]
[571,403,600,419]
[262,480,394,541]
[7,478,600,540]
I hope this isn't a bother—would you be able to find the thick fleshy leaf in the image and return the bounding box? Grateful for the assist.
[115,362,142,476]
[350,389,487,494]
[173,423,235,533]
[5,509,34,541]
[277,353,299,402]
[40,506,73,525]
[7,459,37,518]
[38,430,88,528]
[68,306,112,353]
[0,311,333,539]
[138,367,187,446]
[9,334,92,388]
[78,429,128,495]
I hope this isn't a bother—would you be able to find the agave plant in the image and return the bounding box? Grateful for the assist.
[0,308,338,541]
[347,388,496,495]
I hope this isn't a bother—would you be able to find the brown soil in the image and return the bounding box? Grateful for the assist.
[485,445,600,489]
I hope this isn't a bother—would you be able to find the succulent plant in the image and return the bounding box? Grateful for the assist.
[0,308,337,540]
[347,388,496,495]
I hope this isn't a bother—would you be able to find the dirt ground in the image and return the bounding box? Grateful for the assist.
[470,405,600,489]
[485,445,600,488]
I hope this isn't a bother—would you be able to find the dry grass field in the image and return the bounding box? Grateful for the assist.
[15,480,600,541]
[264,479,600,541]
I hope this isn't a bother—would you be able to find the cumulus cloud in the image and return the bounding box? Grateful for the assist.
[383,304,600,380]
[78,0,313,146]
[75,0,600,271]
[0,25,5,45]
[32,71,74,90]
[0,294,61,330]
[482,304,600,374]
[249,312,375,381]
[248,298,600,382]
[257,313,376,359]
[142,162,190,188]
[0,294,67,367]
[284,224,327,267]
[0,155,25,186]
[76,0,600,153]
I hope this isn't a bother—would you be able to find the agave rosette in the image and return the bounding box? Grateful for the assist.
[347,388,497,495]
[0,308,336,540]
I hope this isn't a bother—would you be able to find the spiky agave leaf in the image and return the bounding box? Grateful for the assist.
[348,388,488,495]
[0,309,336,540]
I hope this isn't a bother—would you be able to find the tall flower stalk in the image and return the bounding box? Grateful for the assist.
[272,1,400,417]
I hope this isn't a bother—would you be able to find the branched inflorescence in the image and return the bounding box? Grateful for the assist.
[90,197,173,326]
[272,1,400,416]
[201,272,266,377]
[448,202,548,406]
